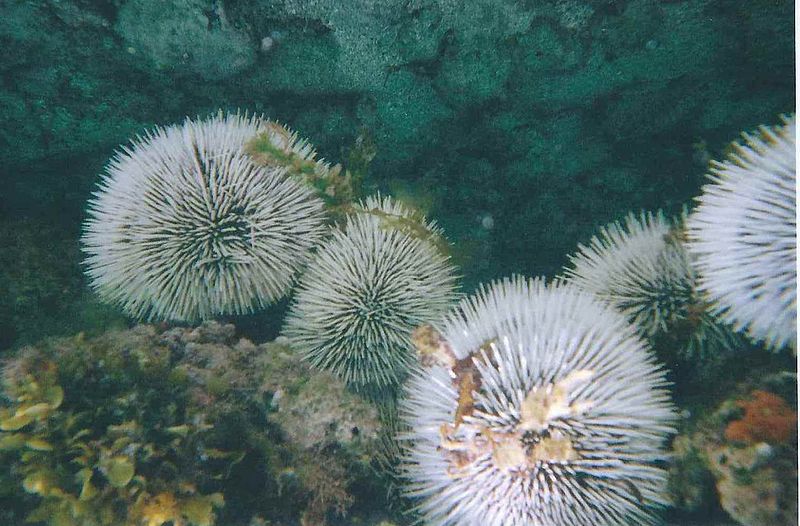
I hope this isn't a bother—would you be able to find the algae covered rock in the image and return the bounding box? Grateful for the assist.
[116,0,256,80]
[0,322,393,526]
[668,378,798,526]
[257,337,380,451]
[708,442,795,526]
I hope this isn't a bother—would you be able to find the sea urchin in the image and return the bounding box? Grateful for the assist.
[564,211,692,338]
[563,211,738,357]
[401,277,676,526]
[282,195,458,389]
[686,115,797,351]
[82,112,327,321]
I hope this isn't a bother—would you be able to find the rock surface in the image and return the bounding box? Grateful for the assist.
[0,321,394,526]
[0,1,793,350]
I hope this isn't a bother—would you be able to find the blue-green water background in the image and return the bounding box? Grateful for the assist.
[0,0,794,351]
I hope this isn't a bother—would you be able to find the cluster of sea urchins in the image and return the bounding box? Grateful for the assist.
[562,210,739,358]
[561,115,796,356]
[80,111,795,524]
[83,111,458,390]
[401,277,677,526]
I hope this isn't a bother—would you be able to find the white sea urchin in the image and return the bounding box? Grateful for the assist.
[282,195,458,388]
[564,211,691,337]
[401,277,676,526]
[563,211,738,357]
[82,112,327,321]
[686,115,796,351]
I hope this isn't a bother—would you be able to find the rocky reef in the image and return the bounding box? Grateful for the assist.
[669,371,798,526]
[0,217,127,351]
[1,321,795,525]
[0,322,395,526]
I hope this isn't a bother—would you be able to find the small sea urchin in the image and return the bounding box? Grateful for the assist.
[282,195,458,389]
[563,211,738,358]
[687,115,797,351]
[82,113,327,321]
[564,211,691,337]
[401,277,676,526]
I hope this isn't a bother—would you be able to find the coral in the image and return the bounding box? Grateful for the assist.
[401,276,676,525]
[283,194,458,389]
[724,390,797,445]
[563,210,739,358]
[687,115,796,351]
[81,112,327,322]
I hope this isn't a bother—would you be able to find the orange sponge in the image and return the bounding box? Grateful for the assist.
[724,390,797,444]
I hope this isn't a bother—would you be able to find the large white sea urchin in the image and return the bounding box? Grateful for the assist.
[401,277,676,526]
[82,112,327,321]
[282,195,458,388]
[686,115,796,351]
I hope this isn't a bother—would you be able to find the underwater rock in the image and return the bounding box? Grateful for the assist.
[514,21,584,76]
[434,34,511,108]
[0,0,794,314]
[360,70,453,165]
[0,321,392,526]
[669,382,798,526]
[115,0,256,80]
[707,442,795,526]
[260,340,381,450]
[396,2,448,63]
[668,434,718,515]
